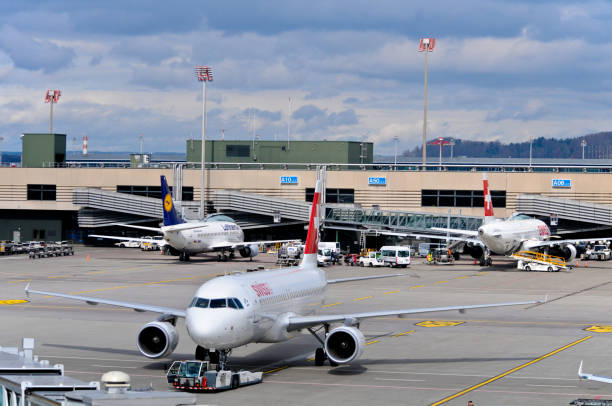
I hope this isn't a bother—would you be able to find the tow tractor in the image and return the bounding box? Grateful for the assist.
[166,360,263,391]
[511,250,568,272]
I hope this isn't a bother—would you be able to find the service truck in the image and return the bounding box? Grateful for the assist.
[166,360,262,391]
[358,251,385,267]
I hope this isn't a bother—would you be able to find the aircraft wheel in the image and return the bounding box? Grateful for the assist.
[479,258,486,266]
[184,253,190,261]
[547,266,553,272]
[524,265,531,272]
[231,375,239,389]
[195,346,209,361]
[229,252,235,259]
[222,254,228,262]
[314,348,325,366]
[486,257,492,266]
[217,254,222,261]
[208,351,220,364]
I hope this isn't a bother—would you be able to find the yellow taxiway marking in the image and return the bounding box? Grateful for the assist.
[456,276,470,280]
[476,272,489,275]
[354,296,372,301]
[264,366,288,375]
[434,280,449,284]
[48,275,71,279]
[410,285,425,289]
[7,279,32,284]
[0,300,29,305]
[306,302,320,307]
[322,302,342,308]
[383,290,400,295]
[85,271,106,275]
[391,330,414,338]
[392,330,415,338]
[416,320,464,328]
[366,340,380,346]
[307,357,315,362]
[585,325,612,333]
[430,335,592,406]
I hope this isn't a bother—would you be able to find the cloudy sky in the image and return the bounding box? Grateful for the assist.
[1,1,611,155]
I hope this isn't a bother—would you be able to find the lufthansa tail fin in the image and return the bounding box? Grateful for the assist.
[482,174,495,224]
[301,177,322,269]
[161,175,184,226]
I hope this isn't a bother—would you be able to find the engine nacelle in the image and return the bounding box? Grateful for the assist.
[137,321,179,359]
[239,244,259,258]
[551,244,577,263]
[324,326,365,365]
[464,244,484,260]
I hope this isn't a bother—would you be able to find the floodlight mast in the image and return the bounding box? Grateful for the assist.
[418,38,435,167]
[45,90,61,134]
[195,66,213,218]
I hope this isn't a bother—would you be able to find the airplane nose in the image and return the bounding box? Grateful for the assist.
[186,310,217,343]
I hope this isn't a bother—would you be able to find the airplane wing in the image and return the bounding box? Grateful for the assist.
[578,361,612,384]
[208,239,300,250]
[430,227,479,236]
[119,224,163,232]
[89,235,167,246]
[286,300,538,331]
[410,232,483,245]
[25,284,185,318]
[527,237,612,249]
[327,273,406,284]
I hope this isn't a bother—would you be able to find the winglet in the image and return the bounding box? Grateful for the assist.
[24,282,31,298]
[578,360,584,378]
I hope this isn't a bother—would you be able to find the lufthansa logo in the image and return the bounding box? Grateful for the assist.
[164,194,173,212]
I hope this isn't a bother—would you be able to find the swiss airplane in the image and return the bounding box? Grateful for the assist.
[578,361,612,384]
[26,175,537,369]
[414,174,609,266]
[91,175,295,262]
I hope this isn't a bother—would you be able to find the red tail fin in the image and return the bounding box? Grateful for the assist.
[483,174,494,221]
[301,180,321,267]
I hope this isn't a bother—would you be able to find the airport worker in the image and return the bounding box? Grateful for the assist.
[468,401,474,406]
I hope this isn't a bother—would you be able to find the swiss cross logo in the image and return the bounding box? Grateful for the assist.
[251,283,272,297]
[538,225,549,236]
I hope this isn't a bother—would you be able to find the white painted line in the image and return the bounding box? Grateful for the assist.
[91,364,139,369]
[525,384,578,388]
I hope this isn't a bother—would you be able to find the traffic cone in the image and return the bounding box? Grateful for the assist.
[473,259,477,265]
[86,254,90,261]
[585,261,588,268]
[575,260,580,268]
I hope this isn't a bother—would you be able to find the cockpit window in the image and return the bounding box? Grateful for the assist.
[205,214,235,223]
[190,297,210,308]
[190,297,243,309]
[228,298,244,309]
[508,213,531,221]
[210,298,228,308]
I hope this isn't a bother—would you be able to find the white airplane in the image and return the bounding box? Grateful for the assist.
[26,176,538,369]
[413,174,608,266]
[91,175,295,262]
[578,361,612,384]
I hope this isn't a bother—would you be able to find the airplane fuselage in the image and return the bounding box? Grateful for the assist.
[478,218,550,255]
[162,221,244,254]
[185,264,326,350]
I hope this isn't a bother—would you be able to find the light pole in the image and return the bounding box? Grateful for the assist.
[0,136,3,166]
[44,90,61,134]
[195,66,213,218]
[418,38,436,166]
[529,137,533,167]
[429,137,450,167]
[449,138,455,160]
[287,97,292,150]
[138,134,144,155]
[581,139,587,159]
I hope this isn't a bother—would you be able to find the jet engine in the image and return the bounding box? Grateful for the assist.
[239,244,259,258]
[550,244,577,262]
[463,244,484,260]
[137,321,179,359]
[324,326,365,365]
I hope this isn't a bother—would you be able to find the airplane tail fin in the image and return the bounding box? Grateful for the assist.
[578,360,584,378]
[482,174,495,224]
[301,178,322,269]
[161,175,184,227]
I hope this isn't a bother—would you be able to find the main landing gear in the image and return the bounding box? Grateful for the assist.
[195,346,232,370]
[216,250,235,262]
[479,250,492,267]
[179,251,190,261]
[308,324,338,367]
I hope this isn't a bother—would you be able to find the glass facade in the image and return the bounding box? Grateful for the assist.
[27,184,56,201]
[421,189,506,208]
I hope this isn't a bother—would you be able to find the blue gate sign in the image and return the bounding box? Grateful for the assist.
[368,177,386,185]
[552,179,571,188]
[280,176,298,185]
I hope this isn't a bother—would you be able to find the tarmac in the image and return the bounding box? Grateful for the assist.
[2,247,612,405]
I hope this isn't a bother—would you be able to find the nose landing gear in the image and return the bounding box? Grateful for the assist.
[194,346,231,370]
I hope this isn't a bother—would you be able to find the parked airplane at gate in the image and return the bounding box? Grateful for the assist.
[27,175,538,369]
[91,175,295,262]
[414,174,610,266]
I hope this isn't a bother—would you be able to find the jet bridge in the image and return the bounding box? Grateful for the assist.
[516,194,612,228]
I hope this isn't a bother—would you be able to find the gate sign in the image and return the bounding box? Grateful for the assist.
[280,176,298,185]
[368,177,386,185]
[552,179,571,188]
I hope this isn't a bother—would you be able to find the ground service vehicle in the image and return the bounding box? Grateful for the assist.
[585,245,612,261]
[115,240,141,248]
[317,248,332,266]
[517,260,561,272]
[166,360,262,391]
[359,251,385,267]
[380,245,411,267]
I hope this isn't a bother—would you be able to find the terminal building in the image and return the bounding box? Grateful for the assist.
[2,134,612,250]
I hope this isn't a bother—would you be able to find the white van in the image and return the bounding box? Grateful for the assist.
[380,245,411,268]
